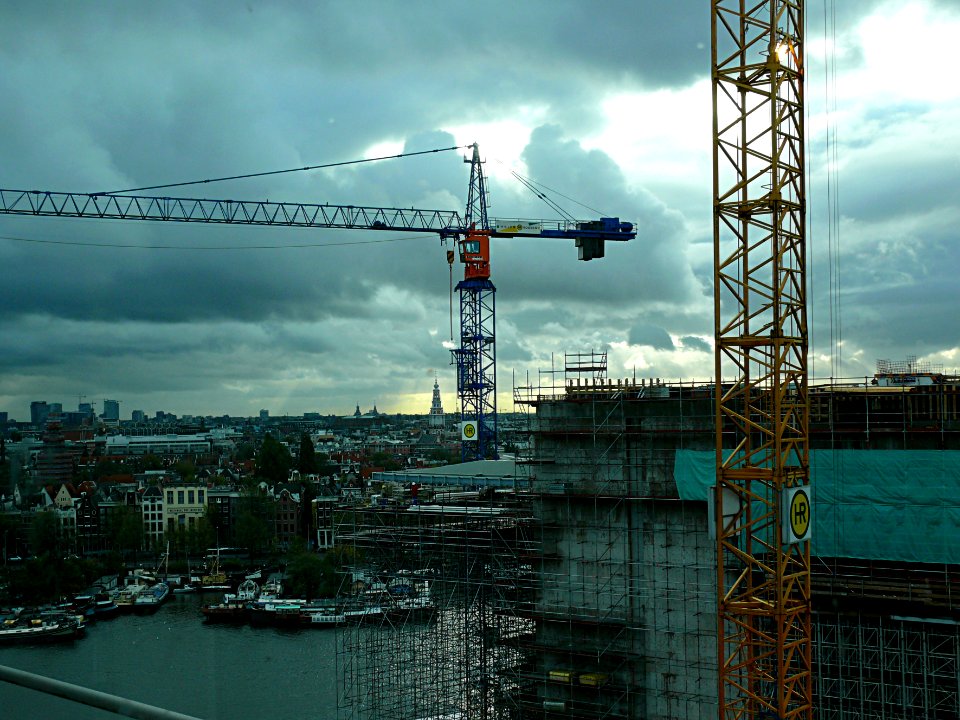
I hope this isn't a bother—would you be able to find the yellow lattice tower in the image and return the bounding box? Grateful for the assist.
[711,1,812,718]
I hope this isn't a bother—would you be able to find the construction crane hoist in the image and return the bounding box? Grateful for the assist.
[0,143,636,461]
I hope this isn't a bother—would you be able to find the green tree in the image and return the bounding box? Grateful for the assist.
[285,549,338,600]
[109,505,145,563]
[29,511,60,558]
[369,451,402,471]
[93,459,123,481]
[236,502,272,560]
[299,481,317,544]
[236,443,256,462]
[174,460,196,482]
[255,434,292,485]
[188,516,215,556]
[140,453,164,471]
[298,432,317,474]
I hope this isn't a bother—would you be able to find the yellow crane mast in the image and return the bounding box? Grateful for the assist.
[711,2,812,718]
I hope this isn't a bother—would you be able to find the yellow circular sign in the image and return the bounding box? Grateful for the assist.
[463,423,476,439]
[789,488,810,539]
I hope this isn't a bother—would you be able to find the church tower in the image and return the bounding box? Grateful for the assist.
[428,376,445,430]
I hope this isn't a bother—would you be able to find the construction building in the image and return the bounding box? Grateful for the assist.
[336,353,960,719]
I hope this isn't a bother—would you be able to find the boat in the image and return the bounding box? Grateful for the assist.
[343,602,386,624]
[199,547,231,591]
[200,596,249,623]
[0,610,84,644]
[386,578,435,621]
[58,595,97,623]
[173,583,198,595]
[93,593,120,619]
[200,580,259,624]
[247,600,307,627]
[115,581,148,612]
[133,582,170,613]
[301,605,346,628]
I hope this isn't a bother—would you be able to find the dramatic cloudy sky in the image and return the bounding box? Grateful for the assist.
[2,1,957,420]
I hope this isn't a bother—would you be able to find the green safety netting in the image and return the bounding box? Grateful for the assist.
[674,449,960,564]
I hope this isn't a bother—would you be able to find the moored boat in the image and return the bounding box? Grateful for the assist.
[115,582,148,612]
[93,594,121,619]
[133,582,170,613]
[200,598,249,623]
[298,597,344,628]
[0,610,84,644]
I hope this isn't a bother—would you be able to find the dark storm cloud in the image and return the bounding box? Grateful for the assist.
[680,336,711,353]
[0,1,954,416]
[628,323,674,350]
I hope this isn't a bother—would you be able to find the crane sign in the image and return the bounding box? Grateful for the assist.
[0,145,635,460]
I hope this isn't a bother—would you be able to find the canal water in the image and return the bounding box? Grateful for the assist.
[0,592,341,720]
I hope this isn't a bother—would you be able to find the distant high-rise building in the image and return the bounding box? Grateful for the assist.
[30,400,49,427]
[132,410,146,423]
[78,402,94,417]
[34,417,77,485]
[48,402,63,416]
[0,411,8,425]
[429,377,445,430]
[259,409,269,421]
[102,399,120,423]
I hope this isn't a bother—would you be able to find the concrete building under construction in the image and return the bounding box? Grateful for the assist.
[337,352,960,719]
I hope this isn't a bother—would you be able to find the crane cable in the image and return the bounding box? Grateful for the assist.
[492,158,609,220]
[95,145,471,196]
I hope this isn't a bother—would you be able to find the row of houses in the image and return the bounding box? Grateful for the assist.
[2,471,342,562]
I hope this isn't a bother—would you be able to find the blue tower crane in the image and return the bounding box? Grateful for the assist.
[0,148,635,459]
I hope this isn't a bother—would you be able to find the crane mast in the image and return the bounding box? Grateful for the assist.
[712,2,811,718]
[453,144,497,461]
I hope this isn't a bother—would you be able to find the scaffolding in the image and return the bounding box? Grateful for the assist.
[336,495,537,720]
[510,352,718,719]
[336,355,960,719]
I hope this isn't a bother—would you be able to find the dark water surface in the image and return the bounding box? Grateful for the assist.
[0,593,340,720]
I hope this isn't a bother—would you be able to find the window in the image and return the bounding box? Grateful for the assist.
[198,490,205,504]
[178,490,185,504]
[188,490,195,504]
[166,491,174,504]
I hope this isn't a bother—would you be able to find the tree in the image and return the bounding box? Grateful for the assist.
[174,459,196,482]
[29,511,60,558]
[140,453,164,471]
[255,434,292,485]
[236,443,256,462]
[93,458,123,481]
[298,432,317,474]
[286,549,338,600]
[315,452,339,478]
[369,451,402,471]
[237,498,270,560]
[109,505,145,563]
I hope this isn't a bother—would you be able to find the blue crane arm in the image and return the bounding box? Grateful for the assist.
[0,188,635,256]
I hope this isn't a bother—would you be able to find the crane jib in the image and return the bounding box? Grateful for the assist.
[0,189,636,246]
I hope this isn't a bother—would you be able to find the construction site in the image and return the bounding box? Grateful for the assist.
[336,352,960,720]
[1,2,952,719]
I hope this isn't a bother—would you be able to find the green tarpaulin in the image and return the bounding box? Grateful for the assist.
[674,449,960,564]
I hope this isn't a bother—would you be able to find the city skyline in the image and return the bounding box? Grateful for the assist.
[2,2,959,417]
